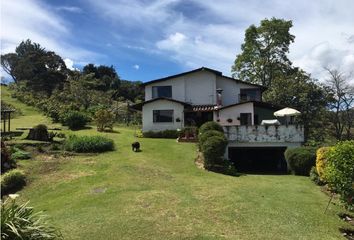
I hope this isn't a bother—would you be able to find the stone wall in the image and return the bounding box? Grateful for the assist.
[223,125,304,143]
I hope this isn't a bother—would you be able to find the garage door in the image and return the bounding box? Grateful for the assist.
[228,147,287,173]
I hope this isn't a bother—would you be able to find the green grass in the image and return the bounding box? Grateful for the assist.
[1,86,349,239]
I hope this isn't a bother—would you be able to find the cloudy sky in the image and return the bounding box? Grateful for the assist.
[1,0,354,82]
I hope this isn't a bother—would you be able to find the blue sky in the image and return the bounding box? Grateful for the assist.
[1,0,354,82]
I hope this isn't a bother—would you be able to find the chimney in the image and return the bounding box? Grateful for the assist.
[216,88,223,107]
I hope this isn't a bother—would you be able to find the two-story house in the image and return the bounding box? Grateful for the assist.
[133,67,304,172]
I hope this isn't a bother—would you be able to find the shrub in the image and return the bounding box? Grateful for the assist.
[179,127,198,138]
[324,141,354,210]
[199,121,224,135]
[284,147,317,176]
[94,109,115,132]
[309,166,325,186]
[143,130,179,139]
[64,135,115,153]
[1,169,26,195]
[26,124,50,141]
[316,147,332,181]
[62,111,89,130]
[11,147,31,160]
[1,141,16,173]
[201,135,228,169]
[199,130,225,149]
[1,196,62,240]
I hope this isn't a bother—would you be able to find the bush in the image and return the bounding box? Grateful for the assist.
[201,135,228,169]
[1,197,62,240]
[94,109,115,132]
[64,135,115,153]
[179,127,198,138]
[62,111,89,130]
[309,166,325,186]
[284,147,316,176]
[11,147,31,160]
[324,141,354,210]
[1,141,16,173]
[1,169,26,195]
[26,124,50,141]
[316,147,332,181]
[143,130,179,139]
[199,130,225,149]
[199,121,224,135]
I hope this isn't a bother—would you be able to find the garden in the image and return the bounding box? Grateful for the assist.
[1,85,353,239]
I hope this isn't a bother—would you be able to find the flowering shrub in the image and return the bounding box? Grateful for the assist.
[324,141,354,210]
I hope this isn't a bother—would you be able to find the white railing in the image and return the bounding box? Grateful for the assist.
[223,125,304,143]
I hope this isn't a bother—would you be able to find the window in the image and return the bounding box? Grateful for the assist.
[240,113,252,125]
[152,86,172,98]
[153,110,174,122]
[239,89,261,102]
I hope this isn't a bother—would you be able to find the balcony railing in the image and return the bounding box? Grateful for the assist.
[223,125,304,143]
[238,94,261,102]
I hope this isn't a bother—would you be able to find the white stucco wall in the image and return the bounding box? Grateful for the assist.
[145,71,216,105]
[142,99,184,132]
[215,102,254,126]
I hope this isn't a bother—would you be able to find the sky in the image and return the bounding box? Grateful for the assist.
[1,0,354,83]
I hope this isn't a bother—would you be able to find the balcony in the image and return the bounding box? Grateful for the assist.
[223,125,304,143]
[238,94,261,103]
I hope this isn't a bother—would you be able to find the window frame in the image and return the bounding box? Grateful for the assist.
[153,109,174,123]
[152,86,172,99]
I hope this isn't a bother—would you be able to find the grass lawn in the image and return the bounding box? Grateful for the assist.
[1,86,349,239]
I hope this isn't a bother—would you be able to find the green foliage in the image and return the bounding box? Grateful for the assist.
[11,147,31,160]
[198,130,225,149]
[324,141,354,210]
[1,39,67,95]
[201,135,228,169]
[64,135,115,153]
[94,109,115,132]
[284,147,317,176]
[199,121,224,135]
[143,130,179,139]
[231,18,294,87]
[309,166,325,186]
[1,169,26,195]
[263,69,330,142]
[26,124,50,141]
[62,111,89,130]
[1,197,62,240]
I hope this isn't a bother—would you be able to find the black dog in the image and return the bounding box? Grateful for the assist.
[131,142,140,152]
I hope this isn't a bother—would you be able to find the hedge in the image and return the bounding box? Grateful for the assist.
[201,135,228,169]
[143,130,179,139]
[199,121,224,135]
[284,147,317,176]
[64,135,115,153]
[316,147,332,181]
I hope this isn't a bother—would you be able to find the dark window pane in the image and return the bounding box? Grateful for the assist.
[239,89,261,102]
[152,86,172,98]
[240,113,252,125]
[153,110,174,122]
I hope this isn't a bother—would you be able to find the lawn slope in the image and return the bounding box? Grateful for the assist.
[1,86,345,239]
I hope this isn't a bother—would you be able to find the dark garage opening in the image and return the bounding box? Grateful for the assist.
[228,147,287,174]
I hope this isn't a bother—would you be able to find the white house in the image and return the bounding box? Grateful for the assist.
[133,67,304,172]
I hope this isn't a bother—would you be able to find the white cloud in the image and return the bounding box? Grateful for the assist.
[64,58,75,70]
[56,6,82,13]
[89,0,354,81]
[1,0,97,63]
[133,64,140,70]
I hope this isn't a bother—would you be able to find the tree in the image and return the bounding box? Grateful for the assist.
[264,68,330,142]
[231,18,295,87]
[1,39,67,95]
[83,63,120,91]
[1,53,18,82]
[325,68,354,140]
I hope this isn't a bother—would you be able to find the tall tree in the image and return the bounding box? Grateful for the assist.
[264,68,330,142]
[1,39,67,95]
[325,68,354,140]
[231,18,295,87]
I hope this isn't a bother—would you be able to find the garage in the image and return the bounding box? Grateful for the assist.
[228,147,288,173]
